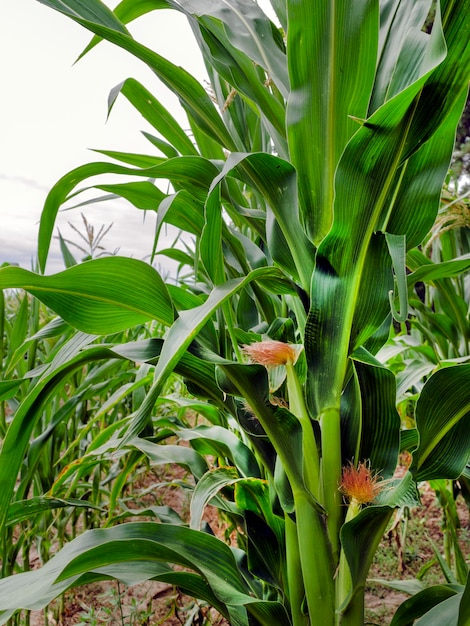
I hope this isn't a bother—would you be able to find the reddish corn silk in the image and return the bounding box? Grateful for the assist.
[339,461,382,505]
[242,340,302,367]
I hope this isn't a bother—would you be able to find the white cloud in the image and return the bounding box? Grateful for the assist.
[1,0,206,274]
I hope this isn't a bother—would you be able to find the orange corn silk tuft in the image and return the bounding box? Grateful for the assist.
[242,340,301,367]
[340,461,382,505]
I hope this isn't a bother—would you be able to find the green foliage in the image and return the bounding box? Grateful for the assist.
[1,1,470,625]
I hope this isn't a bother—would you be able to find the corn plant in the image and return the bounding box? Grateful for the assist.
[0,286,169,626]
[0,290,155,577]
[1,1,470,624]
[380,186,470,593]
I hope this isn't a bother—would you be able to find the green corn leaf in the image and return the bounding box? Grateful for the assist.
[0,379,28,401]
[381,94,467,249]
[111,338,225,405]
[413,593,463,625]
[407,251,470,286]
[386,233,408,323]
[39,0,131,32]
[38,0,237,154]
[81,0,291,136]
[129,438,209,480]
[287,0,379,243]
[429,533,460,584]
[235,478,286,588]
[122,267,289,443]
[6,497,102,527]
[180,0,288,97]
[459,574,470,626]
[213,151,316,290]
[71,560,177,588]
[36,161,157,269]
[112,503,183,525]
[396,359,436,403]
[79,0,177,58]
[375,471,421,509]
[400,429,419,454]
[190,466,240,530]
[371,578,426,596]
[376,3,470,246]
[90,149,164,167]
[124,155,221,202]
[177,425,260,478]
[107,78,198,156]
[0,522,290,626]
[0,257,175,333]
[8,290,29,357]
[343,349,401,477]
[155,190,205,238]
[349,233,394,353]
[36,155,218,268]
[401,2,470,154]
[157,395,223,426]
[215,361,310,506]
[56,229,78,268]
[192,21,287,151]
[142,131,179,158]
[371,0,434,112]
[237,289,260,330]
[305,0,470,416]
[157,247,193,268]
[390,584,461,626]
[305,233,391,415]
[95,181,166,211]
[235,478,285,546]
[411,364,470,481]
[201,177,224,284]
[339,505,395,613]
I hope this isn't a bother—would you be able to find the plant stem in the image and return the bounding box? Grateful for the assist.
[294,490,335,623]
[336,500,360,625]
[285,514,309,626]
[286,363,320,501]
[337,591,364,626]
[320,406,342,562]
[286,362,335,623]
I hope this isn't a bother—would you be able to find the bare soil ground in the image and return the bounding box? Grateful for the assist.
[365,482,469,625]
[20,470,470,626]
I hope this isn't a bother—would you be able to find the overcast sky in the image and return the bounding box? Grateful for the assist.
[1,1,208,273]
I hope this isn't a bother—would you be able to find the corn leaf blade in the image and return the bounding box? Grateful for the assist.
[0,257,175,333]
[411,364,470,481]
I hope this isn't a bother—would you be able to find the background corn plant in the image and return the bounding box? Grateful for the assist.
[380,183,470,596]
[1,1,470,624]
[0,287,179,613]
